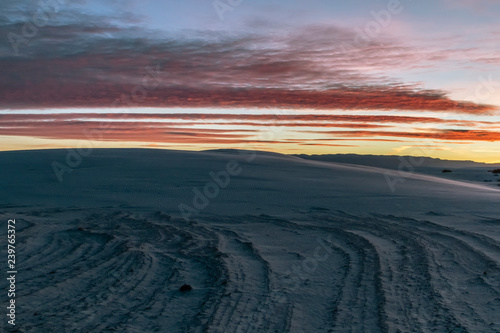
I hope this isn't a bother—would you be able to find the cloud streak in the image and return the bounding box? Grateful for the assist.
[319,130,500,142]
[1,117,499,144]
[1,112,494,126]
[1,20,497,113]
[0,85,495,114]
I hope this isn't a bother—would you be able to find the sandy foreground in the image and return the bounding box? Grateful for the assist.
[0,148,499,332]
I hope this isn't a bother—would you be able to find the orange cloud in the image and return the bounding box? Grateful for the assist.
[0,85,495,114]
[0,113,493,126]
[1,23,497,114]
[0,121,257,144]
[320,130,500,141]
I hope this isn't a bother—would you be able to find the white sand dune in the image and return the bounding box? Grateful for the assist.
[296,154,500,191]
[0,149,499,332]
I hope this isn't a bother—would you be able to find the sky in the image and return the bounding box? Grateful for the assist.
[1,0,499,162]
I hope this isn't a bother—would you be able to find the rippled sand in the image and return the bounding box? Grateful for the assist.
[1,149,499,332]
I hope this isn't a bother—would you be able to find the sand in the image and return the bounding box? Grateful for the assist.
[0,148,499,332]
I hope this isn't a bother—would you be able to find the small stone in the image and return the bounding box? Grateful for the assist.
[180,284,192,292]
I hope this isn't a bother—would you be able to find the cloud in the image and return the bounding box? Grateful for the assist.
[1,114,498,144]
[0,85,495,113]
[0,120,258,144]
[300,143,359,147]
[0,18,497,113]
[320,130,500,141]
[1,112,493,126]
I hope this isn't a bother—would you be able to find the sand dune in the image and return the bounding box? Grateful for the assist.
[0,149,499,332]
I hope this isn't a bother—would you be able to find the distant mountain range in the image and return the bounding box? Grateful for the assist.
[292,154,500,170]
